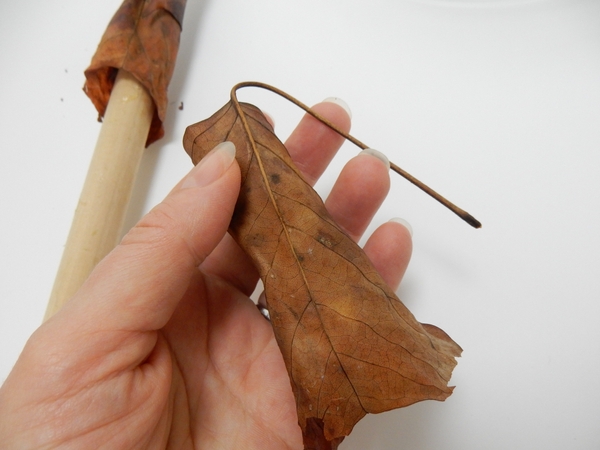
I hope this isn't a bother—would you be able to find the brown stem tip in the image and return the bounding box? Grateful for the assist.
[232,82,482,229]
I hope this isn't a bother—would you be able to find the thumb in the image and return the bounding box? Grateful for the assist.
[62,141,241,332]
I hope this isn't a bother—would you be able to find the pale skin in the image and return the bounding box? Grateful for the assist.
[0,101,413,449]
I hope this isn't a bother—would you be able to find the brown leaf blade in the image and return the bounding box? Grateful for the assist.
[83,0,187,145]
[183,100,463,446]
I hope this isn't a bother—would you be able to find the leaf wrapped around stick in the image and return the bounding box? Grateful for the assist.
[183,84,464,448]
[84,0,187,145]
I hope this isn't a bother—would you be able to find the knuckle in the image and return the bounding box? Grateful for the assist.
[120,202,201,263]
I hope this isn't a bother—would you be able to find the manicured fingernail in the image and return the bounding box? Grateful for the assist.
[360,148,390,170]
[390,217,413,237]
[323,97,352,119]
[181,141,236,189]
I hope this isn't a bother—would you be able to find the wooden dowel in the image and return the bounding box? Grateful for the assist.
[44,70,154,321]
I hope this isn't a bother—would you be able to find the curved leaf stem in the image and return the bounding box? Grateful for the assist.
[231,82,481,229]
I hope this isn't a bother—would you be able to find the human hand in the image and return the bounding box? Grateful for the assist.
[0,100,412,449]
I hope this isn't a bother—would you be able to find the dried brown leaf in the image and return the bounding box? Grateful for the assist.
[83,0,186,145]
[183,89,463,448]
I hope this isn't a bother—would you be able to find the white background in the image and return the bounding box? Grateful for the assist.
[1,0,599,448]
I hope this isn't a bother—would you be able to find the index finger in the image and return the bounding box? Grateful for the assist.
[284,98,352,185]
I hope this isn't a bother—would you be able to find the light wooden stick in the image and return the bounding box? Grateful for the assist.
[44,70,154,321]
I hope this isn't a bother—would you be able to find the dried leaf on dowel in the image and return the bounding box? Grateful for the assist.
[183,85,464,449]
[83,0,187,145]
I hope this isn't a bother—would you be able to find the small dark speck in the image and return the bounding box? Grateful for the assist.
[248,233,265,247]
[64,69,68,73]
[270,173,281,184]
[178,101,184,110]
[60,98,64,102]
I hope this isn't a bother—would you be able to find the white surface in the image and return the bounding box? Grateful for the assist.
[1,0,599,448]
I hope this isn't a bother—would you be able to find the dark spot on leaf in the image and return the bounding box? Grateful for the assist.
[283,302,300,322]
[270,173,281,184]
[246,233,265,247]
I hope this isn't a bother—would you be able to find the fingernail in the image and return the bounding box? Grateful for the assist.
[262,110,275,129]
[323,97,352,119]
[181,141,236,189]
[359,148,390,170]
[390,217,413,237]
